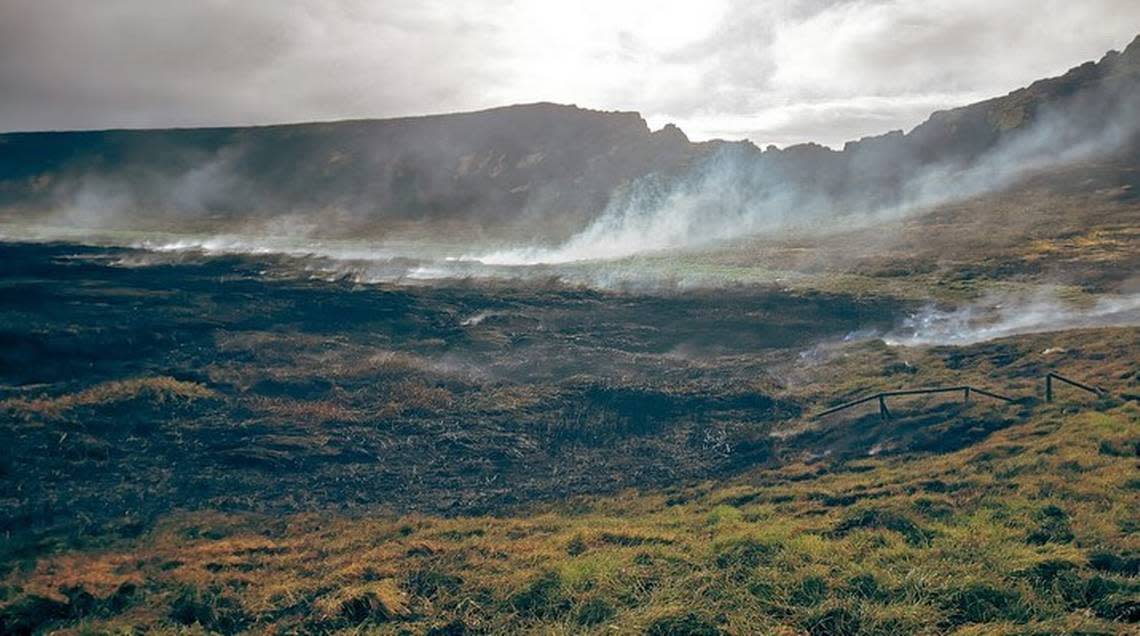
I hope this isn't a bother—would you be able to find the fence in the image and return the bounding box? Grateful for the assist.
[817,371,1107,420]
[1045,372,1104,402]
[816,385,1014,420]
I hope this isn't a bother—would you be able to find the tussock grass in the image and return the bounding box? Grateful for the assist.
[247,396,366,424]
[381,380,455,416]
[3,398,1136,634]
[0,376,214,421]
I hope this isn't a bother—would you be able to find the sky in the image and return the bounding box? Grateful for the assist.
[1,0,1138,148]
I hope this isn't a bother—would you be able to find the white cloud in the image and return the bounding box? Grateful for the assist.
[1,0,1137,147]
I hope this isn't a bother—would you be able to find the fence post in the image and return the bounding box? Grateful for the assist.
[964,387,970,403]
[878,394,890,419]
[1045,374,1053,403]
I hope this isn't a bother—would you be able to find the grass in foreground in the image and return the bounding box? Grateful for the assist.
[1,396,1136,634]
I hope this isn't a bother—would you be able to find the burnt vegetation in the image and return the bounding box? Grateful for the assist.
[1,35,1139,636]
[0,242,894,537]
[0,238,1136,634]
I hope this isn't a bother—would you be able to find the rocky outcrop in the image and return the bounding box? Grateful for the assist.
[719,34,1140,218]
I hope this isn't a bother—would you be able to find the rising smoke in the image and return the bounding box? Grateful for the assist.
[3,42,1138,270]
[476,62,1140,264]
[882,290,1140,346]
[1,42,1138,346]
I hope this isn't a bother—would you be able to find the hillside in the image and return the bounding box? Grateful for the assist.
[1,31,1138,636]
[1,35,1138,244]
[1,257,1136,633]
[0,104,707,241]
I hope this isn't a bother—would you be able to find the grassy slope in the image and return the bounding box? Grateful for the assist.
[632,159,1140,301]
[1,328,1136,635]
[1,157,1138,635]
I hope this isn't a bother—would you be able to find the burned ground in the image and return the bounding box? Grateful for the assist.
[0,181,1136,633]
[0,242,902,538]
[1,38,1139,632]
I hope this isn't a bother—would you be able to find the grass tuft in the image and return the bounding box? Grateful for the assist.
[1,376,214,420]
[829,508,933,547]
[646,612,723,636]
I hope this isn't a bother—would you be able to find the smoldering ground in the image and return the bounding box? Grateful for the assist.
[883,290,1140,346]
[3,238,1135,539]
[0,242,900,533]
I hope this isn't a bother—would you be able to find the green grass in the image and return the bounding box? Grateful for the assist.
[2,396,1135,634]
[1,184,1137,633]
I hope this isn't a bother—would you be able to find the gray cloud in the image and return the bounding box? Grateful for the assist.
[1,0,1138,147]
[0,0,508,129]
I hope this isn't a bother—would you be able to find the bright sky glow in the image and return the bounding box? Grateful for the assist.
[1,0,1138,147]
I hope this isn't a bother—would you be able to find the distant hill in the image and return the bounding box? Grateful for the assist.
[730,33,1140,219]
[0,104,709,239]
[1,35,1138,241]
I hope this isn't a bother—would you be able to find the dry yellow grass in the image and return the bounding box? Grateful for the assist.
[380,380,455,416]
[0,376,214,420]
[4,398,1135,634]
[247,396,366,424]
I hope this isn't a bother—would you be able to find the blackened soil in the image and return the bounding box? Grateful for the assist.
[0,242,902,538]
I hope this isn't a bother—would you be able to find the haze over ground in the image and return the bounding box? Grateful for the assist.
[1,5,1139,634]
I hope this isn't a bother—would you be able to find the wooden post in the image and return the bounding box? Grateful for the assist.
[878,394,890,419]
[964,387,971,403]
[1045,374,1053,403]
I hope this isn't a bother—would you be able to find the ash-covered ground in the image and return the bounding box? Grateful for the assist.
[0,242,904,537]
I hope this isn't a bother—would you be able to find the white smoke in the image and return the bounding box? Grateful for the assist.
[883,292,1140,346]
[3,50,1137,292]
[475,151,818,264]
[473,73,1140,265]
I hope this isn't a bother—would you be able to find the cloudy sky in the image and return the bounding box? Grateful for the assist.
[1,0,1138,147]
